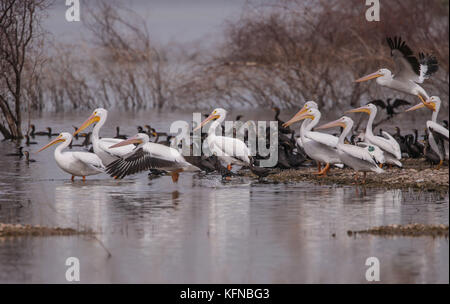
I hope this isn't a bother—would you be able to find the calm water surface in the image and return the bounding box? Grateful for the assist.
[0,110,448,283]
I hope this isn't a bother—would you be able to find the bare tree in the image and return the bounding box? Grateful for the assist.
[0,0,49,139]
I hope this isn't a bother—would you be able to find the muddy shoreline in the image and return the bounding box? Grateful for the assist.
[348,224,449,238]
[0,223,92,237]
[243,158,449,193]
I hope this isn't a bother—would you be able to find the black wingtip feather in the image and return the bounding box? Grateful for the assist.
[386,36,420,75]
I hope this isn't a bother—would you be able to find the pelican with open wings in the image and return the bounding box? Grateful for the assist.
[347,103,402,167]
[194,108,251,170]
[316,117,384,183]
[283,105,340,176]
[38,132,105,181]
[406,96,449,169]
[105,133,199,182]
[356,37,438,103]
[73,108,135,165]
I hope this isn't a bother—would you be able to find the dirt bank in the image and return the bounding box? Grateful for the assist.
[348,224,449,237]
[0,223,92,237]
[243,158,449,192]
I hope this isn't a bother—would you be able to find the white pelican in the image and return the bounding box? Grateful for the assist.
[316,117,384,183]
[38,132,105,181]
[194,108,251,170]
[73,108,135,165]
[288,101,319,149]
[355,36,438,103]
[347,103,402,167]
[406,96,449,169]
[283,107,340,176]
[105,133,199,182]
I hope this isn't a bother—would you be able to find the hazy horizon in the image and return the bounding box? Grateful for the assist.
[43,0,248,45]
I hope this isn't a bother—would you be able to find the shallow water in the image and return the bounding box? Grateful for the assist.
[0,110,448,283]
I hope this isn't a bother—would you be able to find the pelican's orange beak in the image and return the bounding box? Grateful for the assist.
[346,106,371,115]
[109,135,143,148]
[73,113,100,136]
[283,109,314,127]
[405,102,425,112]
[355,71,383,83]
[406,100,436,112]
[315,119,346,131]
[193,113,220,132]
[38,134,65,152]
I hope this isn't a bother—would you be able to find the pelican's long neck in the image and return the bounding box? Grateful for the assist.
[300,119,309,139]
[365,109,376,137]
[208,116,225,138]
[92,116,106,143]
[305,113,321,132]
[431,104,439,123]
[54,140,70,157]
[339,122,353,145]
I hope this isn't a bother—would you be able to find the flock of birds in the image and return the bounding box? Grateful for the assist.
[5,37,449,184]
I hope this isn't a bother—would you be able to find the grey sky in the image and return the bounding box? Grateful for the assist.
[43,0,247,45]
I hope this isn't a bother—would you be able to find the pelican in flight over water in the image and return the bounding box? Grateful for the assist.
[73,108,135,165]
[316,117,384,183]
[194,108,251,171]
[347,103,402,167]
[38,133,105,181]
[106,133,199,182]
[356,36,438,103]
[406,96,449,169]
[283,106,340,176]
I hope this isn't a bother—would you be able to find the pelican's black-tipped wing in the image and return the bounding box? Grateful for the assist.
[418,52,439,82]
[387,36,420,76]
[392,99,411,108]
[369,99,387,108]
[106,148,177,179]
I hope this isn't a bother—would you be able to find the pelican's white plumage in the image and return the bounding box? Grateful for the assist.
[73,108,135,165]
[407,96,449,167]
[283,104,340,175]
[348,103,402,167]
[105,133,199,181]
[196,108,251,168]
[38,132,104,180]
[316,117,384,182]
[356,37,438,103]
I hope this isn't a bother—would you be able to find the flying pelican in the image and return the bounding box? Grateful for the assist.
[38,132,105,181]
[355,36,438,103]
[283,107,340,176]
[194,108,251,170]
[406,96,449,169]
[73,108,135,165]
[105,133,199,182]
[316,117,384,183]
[347,103,402,167]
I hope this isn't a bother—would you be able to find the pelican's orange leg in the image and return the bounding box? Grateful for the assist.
[316,163,330,177]
[71,175,75,182]
[312,161,322,175]
[227,164,232,171]
[82,176,86,182]
[436,159,443,170]
[170,169,182,183]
